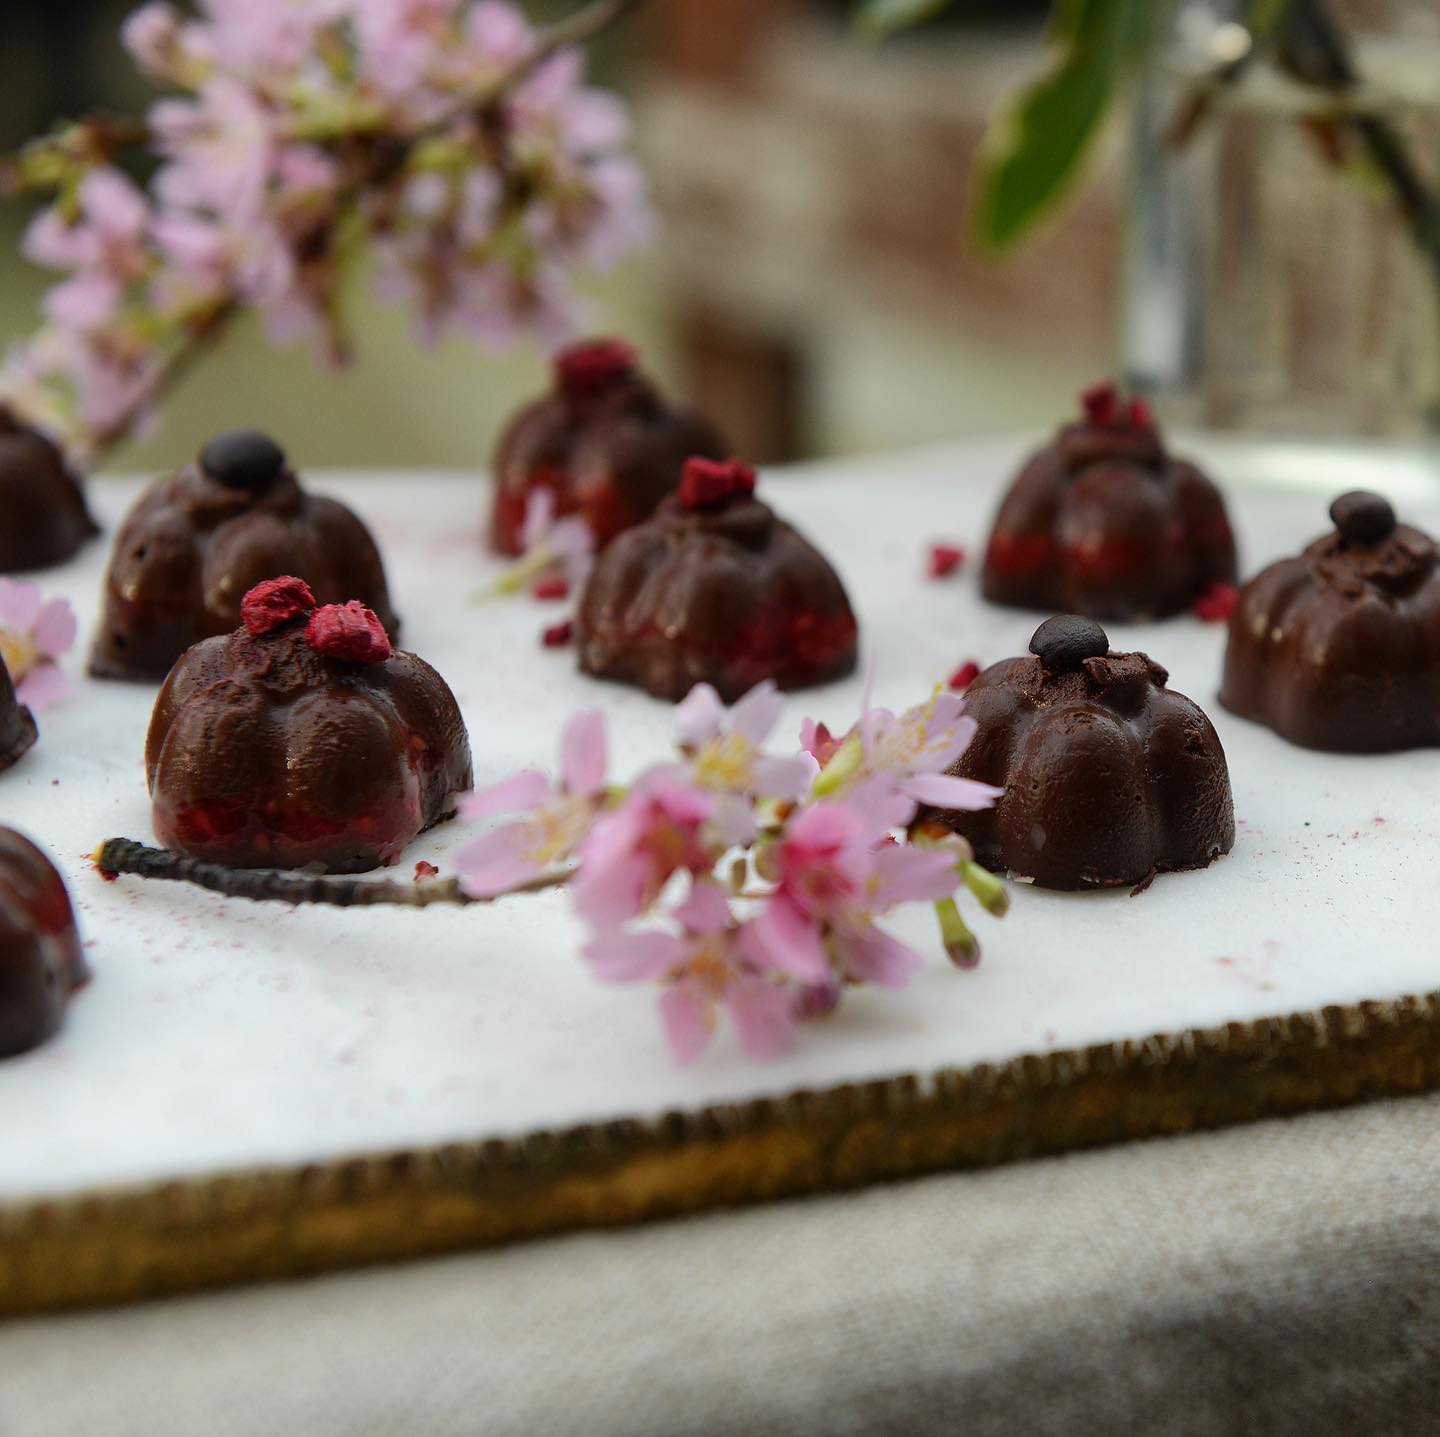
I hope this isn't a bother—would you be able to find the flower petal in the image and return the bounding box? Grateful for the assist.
[727,977,796,1059]
[584,929,682,983]
[869,845,958,907]
[844,775,918,837]
[33,598,77,658]
[457,769,552,819]
[520,486,555,550]
[752,753,816,802]
[559,707,607,798]
[900,773,1004,811]
[673,879,730,936]
[0,579,42,632]
[744,895,829,982]
[730,680,782,746]
[672,682,723,749]
[453,826,544,898]
[834,922,925,988]
[15,664,67,714]
[658,984,712,1065]
[572,848,652,929]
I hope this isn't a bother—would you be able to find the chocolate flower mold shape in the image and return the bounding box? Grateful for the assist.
[0,828,88,1059]
[1221,491,1440,752]
[91,428,398,681]
[577,457,860,703]
[146,577,471,873]
[0,405,98,574]
[982,382,1237,622]
[490,338,729,556]
[931,616,1235,891]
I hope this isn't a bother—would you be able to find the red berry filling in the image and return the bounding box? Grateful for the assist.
[1192,582,1239,623]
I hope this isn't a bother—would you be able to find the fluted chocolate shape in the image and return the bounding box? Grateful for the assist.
[576,491,859,703]
[0,828,88,1059]
[0,656,36,772]
[0,406,98,573]
[933,621,1234,891]
[982,389,1236,621]
[146,618,472,873]
[1220,492,1440,752]
[491,340,727,555]
[91,431,398,680]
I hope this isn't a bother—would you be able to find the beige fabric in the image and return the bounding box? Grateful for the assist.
[4,1096,1440,1436]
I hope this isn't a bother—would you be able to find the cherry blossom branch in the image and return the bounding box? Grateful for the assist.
[2,0,654,460]
[93,837,571,907]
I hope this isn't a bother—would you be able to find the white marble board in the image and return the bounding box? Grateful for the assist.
[1,437,1437,1201]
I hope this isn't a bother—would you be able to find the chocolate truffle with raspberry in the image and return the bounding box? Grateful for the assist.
[91,428,398,681]
[576,457,859,702]
[146,577,471,873]
[490,338,728,555]
[0,406,98,574]
[0,828,88,1059]
[981,383,1237,622]
[1221,491,1440,752]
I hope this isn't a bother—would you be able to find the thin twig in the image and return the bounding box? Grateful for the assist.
[93,837,570,909]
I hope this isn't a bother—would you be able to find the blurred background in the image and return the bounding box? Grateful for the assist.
[0,0,1115,473]
[3,0,1439,476]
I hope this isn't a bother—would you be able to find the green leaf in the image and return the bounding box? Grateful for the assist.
[851,0,955,40]
[974,0,1161,252]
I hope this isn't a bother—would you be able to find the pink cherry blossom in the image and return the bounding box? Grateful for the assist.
[674,681,817,803]
[520,487,593,587]
[150,77,274,226]
[454,707,608,897]
[585,882,795,1064]
[861,690,1002,812]
[572,771,718,930]
[0,580,77,712]
[745,781,960,989]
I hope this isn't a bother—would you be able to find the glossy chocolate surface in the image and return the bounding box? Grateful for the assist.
[0,406,98,574]
[934,620,1235,890]
[577,490,859,703]
[981,388,1237,621]
[146,607,472,873]
[0,828,88,1059]
[490,341,728,555]
[91,432,399,681]
[0,656,37,772]
[1220,491,1440,752]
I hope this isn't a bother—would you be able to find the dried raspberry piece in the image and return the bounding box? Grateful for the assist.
[555,338,637,399]
[241,576,317,636]
[947,660,981,690]
[305,601,392,663]
[1080,381,1121,427]
[927,543,966,579]
[1127,396,1154,429]
[542,619,574,647]
[679,457,757,511]
[532,575,570,602]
